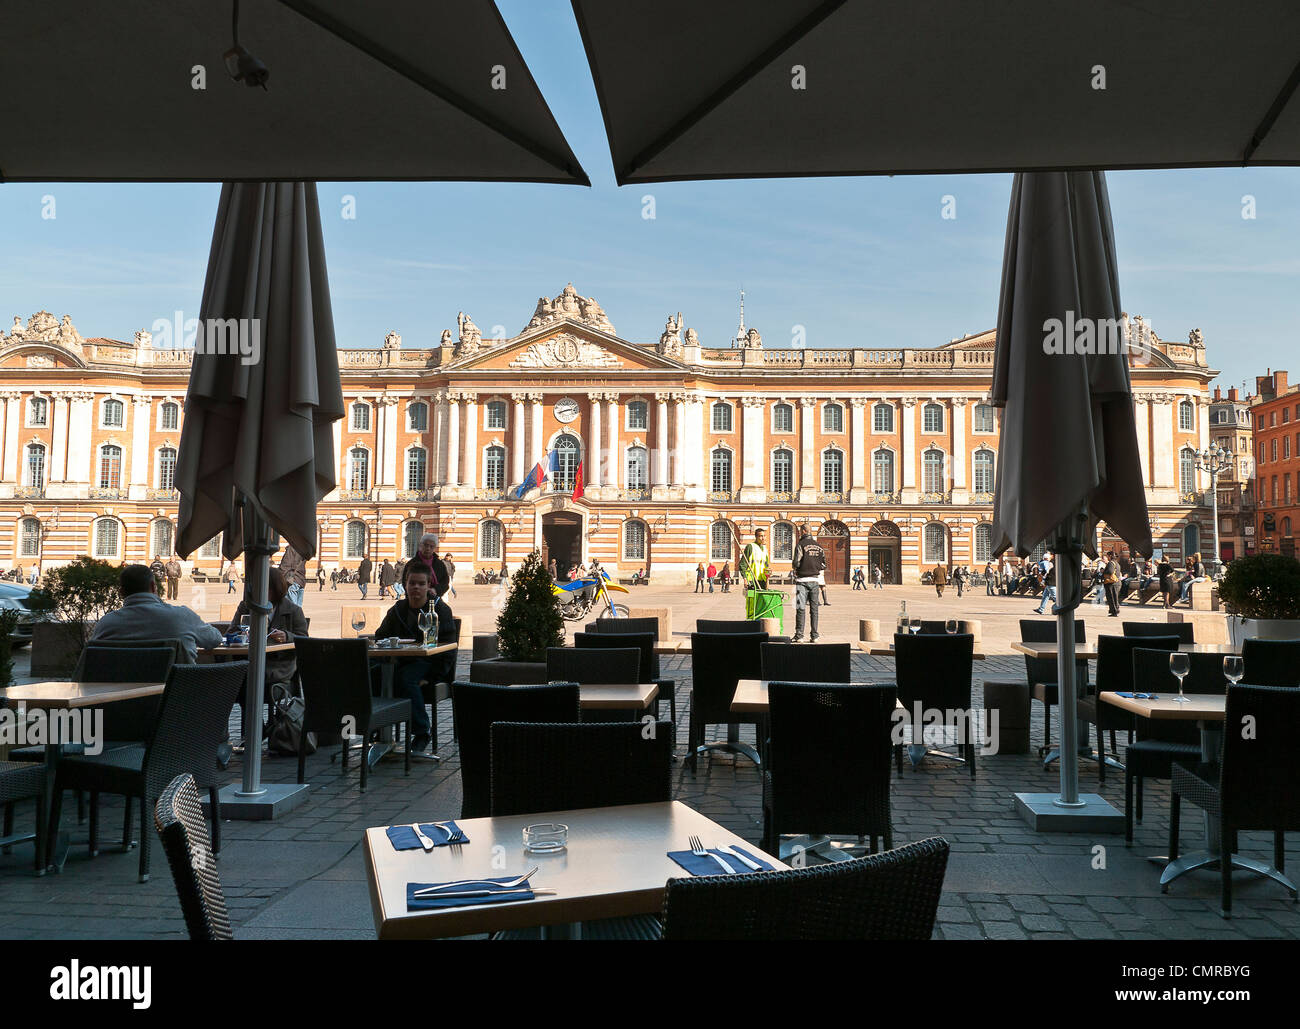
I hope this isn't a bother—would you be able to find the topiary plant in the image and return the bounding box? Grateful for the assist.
[25,556,123,643]
[496,550,563,662]
[1217,553,1300,621]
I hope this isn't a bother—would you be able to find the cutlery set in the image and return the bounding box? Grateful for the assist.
[406,821,465,852]
[689,835,763,873]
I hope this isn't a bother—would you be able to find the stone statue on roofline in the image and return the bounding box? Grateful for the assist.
[520,284,616,335]
[455,312,483,357]
[383,331,402,350]
[440,328,453,347]
[1188,328,1204,348]
[684,327,699,347]
[742,327,763,349]
[658,311,683,356]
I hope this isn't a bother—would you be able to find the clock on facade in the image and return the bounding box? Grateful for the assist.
[554,397,579,423]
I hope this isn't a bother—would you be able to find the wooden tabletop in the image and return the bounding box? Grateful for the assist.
[1012,642,1238,661]
[1100,691,1227,721]
[866,643,986,660]
[652,641,682,655]
[1,681,167,709]
[578,683,659,711]
[367,642,458,659]
[364,800,785,940]
[201,642,297,656]
[732,679,906,715]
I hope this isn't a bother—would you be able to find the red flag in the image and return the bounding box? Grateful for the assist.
[572,460,585,500]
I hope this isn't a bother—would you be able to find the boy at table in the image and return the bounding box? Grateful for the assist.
[372,565,452,754]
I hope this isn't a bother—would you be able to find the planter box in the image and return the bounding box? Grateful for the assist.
[31,621,89,678]
[1226,616,1300,649]
[468,657,549,686]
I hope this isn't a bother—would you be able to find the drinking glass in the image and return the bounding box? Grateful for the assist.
[238,614,250,644]
[1223,655,1244,686]
[1169,652,1191,704]
[417,609,433,646]
[945,619,958,635]
[351,613,366,635]
[909,617,922,636]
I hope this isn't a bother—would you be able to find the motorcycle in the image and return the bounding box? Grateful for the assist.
[551,569,630,622]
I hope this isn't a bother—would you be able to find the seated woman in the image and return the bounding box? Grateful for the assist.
[232,567,308,693]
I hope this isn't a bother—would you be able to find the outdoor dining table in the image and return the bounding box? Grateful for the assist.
[576,683,659,711]
[1099,690,1292,894]
[366,641,459,765]
[865,643,987,660]
[1011,641,1238,662]
[200,641,296,659]
[652,641,687,655]
[364,799,785,939]
[0,680,167,873]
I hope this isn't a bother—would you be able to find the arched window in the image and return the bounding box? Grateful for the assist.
[922,403,944,433]
[349,447,369,491]
[151,518,174,557]
[873,449,894,493]
[1179,448,1196,495]
[923,522,947,564]
[344,520,367,559]
[28,397,47,426]
[973,449,995,493]
[823,402,844,432]
[711,448,732,493]
[973,404,995,432]
[974,523,994,563]
[1283,516,1293,537]
[1183,523,1200,557]
[25,443,45,489]
[711,402,733,432]
[772,448,793,493]
[406,447,427,491]
[623,519,647,561]
[200,535,223,559]
[93,517,121,559]
[710,521,733,562]
[772,522,794,562]
[923,449,945,493]
[873,402,893,433]
[1179,400,1194,431]
[625,446,648,490]
[486,400,507,430]
[102,398,125,428]
[1029,540,1048,563]
[773,403,793,433]
[403,521,423,559]
[99,445,122,490]
[351,402,370,431]
[19,517,40,558]
[553,434,579,490]
[822,449,844,493]
[627,401,648,430]
[484,445,506,491]
[480,519,503,560]
[160,401,179,430]
[157,447,177,490]
[407,401,427,432]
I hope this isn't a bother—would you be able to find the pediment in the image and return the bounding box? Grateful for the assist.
[449,320,684,372]
[0,342,88,370]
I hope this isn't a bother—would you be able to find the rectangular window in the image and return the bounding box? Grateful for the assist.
[352,404,370,431]
[873,404,893,433]
[822,451,843,493]
[626,449,648,490]
[407,449,427,491]
[486,401,507,429]
[823,404,843,432]
[480,521,502,560]
[923,404,943,433]
[485,448,506,491]
[19,519,40,558]
[627,401,648,430]
[158,449,177,490]
[407,403,428,432]
[161,403,179,430]
[103,399,124,428]
[623,521,646,561]
[772,451,793,493]
[711,403,733,432]
[99,449,121,490]
[773,404,793,433]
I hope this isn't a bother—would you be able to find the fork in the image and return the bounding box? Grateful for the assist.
[430,821,466,848]
[413,867,538,895]
[689,834,735,875]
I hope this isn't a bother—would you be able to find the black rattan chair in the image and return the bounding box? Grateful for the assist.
[154,772,233,940]
[760,642,851,684]
[688,631,769,771]
[696,619,765,634]
[1167,684,1300,916]
[0,761,47,873]
[763,682,897,854]
[1078,635,1180,781]
[1124,648,1228,844]
[1241,638,1300,687]
[450,681,580,819]
[659,836,950,940]
[1123,621,1195,643]
[293,638,412,790]
[585,617,661,638]
[1018,618,1086,757]
[893,633,976,777]
[574,631,676,724]
[76,646,177,746]
[48,661,248,882]
[545,647,641,686]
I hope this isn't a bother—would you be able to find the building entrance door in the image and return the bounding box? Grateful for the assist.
[867,520,902,585]
[816,520,850,584]
[541,512,582,575]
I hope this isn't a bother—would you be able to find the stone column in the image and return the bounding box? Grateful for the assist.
[378,396,399,488]
[653,392,669,491]
[950,396,968,503]
[1,392,20,484]
[446,393,461,487]
[529,393,544,477]
[1196,395,1211,492]
[900,397,918,502]
[332,417,343,494]
[849,397,868,503]
[672,392,686,487]
[66,392,95,487]
[605,393,620,492]
[50,392,69,482]
[461,392,478,490]
[586,392,603,488]
[798,397,817,503]
[684,395,705,501]
[128,396,152,497]
[740,395,765,502]
[511,392,527,486]
[1152,393,1175,492]
[1134,395,1151,487]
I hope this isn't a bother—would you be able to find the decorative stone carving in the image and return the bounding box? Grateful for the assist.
[684,327,699,347]
[523,283,616,335]
[383,331,402,350]
[440,328,453,347]
[658,312,683,356]
[134,329,152,348]
[5,310,83,354]
[1189,328,1204,347]
[454,312,483,356]
[741,327,763,349]
[741,395,765,408]
[508,334,623,369]
[25,355,54,368]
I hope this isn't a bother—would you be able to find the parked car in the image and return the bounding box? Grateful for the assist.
[0,581,44,647]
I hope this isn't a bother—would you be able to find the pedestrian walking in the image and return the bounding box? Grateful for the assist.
[818,569,830,606]
[1034,554,1057,614]
[379,558,396,599]
[317,564,327,591]
[394,559,406,599]
[706,562,717,593]
[357,554,372,599]
[224,561,240,593]
[695,562,706,593]
[953,565,965,598]
[1103,550,1122,616]
[932,562,948,598]
[984,561,996,596]
[719,561,731,593]
[872,564,883,589]
[791,525,826,643]
[330,568,339,591]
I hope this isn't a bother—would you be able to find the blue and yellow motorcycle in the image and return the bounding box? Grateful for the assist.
[551,569,630,622]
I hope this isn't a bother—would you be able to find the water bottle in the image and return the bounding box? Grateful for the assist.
[897,599,907,635]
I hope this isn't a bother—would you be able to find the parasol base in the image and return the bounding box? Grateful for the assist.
[208,782,311,821]
[1013,792,1123,834]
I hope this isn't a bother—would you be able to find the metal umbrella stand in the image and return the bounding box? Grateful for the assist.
[232,497,277,804]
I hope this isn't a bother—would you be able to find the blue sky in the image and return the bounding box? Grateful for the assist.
[1,0,1296,392]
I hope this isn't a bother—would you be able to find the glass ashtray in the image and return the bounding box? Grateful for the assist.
[523,822,568,853]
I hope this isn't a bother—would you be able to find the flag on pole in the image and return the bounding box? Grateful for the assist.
[572,460,585,501]
[510,457,548,501]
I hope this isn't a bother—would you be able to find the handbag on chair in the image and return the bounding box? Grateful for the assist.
[268,682,317,756]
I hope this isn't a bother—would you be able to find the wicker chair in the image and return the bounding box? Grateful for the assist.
[696,619,764,634]
[760,642,851,684]
[1018,618,1087,757]
[688,631,769,771]
[584,617,660,637]
[0,761,47,873]
[154,773,233,940]
[893,633,976,777]
[1078,635,1180,781]
[293,638,411,791]
[48,661,248,882]
[450,681,580,819]
[660,836,950,940]
[574,631,676,724]
[1122,621,1195,643]
[1167,684,1300,916]
[1241,639,1300,687]
[763,682,897,854]
[1124,649,1227,844]
[545,647,640,686]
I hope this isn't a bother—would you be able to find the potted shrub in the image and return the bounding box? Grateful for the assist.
[1217,553,1300,648]
[26,557,122,677]
[470,550,561,685]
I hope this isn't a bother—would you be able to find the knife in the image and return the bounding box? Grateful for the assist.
[406,823,436,852]
[412,887,555,899]
[722,845,763,871]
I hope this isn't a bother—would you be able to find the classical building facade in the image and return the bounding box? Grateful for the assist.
[1208,385,1257,561]
[0,291,1217,583]
[1251,369,1299,559]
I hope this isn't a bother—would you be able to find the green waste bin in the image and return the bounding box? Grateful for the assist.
[745,588,785,633]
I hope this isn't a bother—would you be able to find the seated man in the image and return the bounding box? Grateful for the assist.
[90,563,224,663]
[372,564,451,753]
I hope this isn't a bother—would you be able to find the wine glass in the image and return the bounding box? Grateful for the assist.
[238,614,250,644]
[351,612,366,637]
[417,609,433,646]
[909,617,922,636]
[945,619,958,635]
[1169,652,1191,704]
[1223,655,1244,686]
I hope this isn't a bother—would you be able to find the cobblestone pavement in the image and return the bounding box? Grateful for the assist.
[3,647,1296,941]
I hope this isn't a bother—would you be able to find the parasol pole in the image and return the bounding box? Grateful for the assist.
[233,494,277,799]
[1050,503,1089,808]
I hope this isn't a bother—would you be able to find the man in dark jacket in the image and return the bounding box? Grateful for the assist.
[791,526,827,643]
[373,564,448,752]
[357,554,372,599]
[1103,550,1123,616]
[379,559,396,598]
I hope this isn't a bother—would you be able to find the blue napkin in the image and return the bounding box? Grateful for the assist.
[385,821,469,851]
[1115,692,1159,700]
[406,878,534,910]
[668,845,775,877]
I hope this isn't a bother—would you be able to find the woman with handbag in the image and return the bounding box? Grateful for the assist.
[231,568,309,731]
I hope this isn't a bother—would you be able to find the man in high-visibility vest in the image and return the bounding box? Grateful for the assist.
[738,528,770,590]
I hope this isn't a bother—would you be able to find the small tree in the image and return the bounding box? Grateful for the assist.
[0,609,18,691]
[1217,553,1300,620]
[496,550,563,662]
[25,556,123,643]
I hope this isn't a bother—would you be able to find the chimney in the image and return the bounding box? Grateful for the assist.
[1257,372,1276,400]
[1213,386,1222,401]
[1276,370,1289,394]
[1228,387,1239,402]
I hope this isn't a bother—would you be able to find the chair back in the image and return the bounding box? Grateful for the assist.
[1241,638,1300,687]
[1122,621,1195,644]
[1131,648,1227,745]
[438,616,462,646]
[768,682,897,837]
[154,773,233,941]
[690,631,769,724]
[574,631,659,682]
[696,619,764,634]
[145,662,249,796]
[78,637,186,669]
[75,645,177,744]
[1220,684,1300,830]
[586,617,659,638]
[546,647,640,685]
[292,638,377,734]
[660,836,949,941]
[761,642,851,683]
[1095,635,1179,694]
[489,720,673,816]
[1018,618,1085,687]
[894,633,973,711]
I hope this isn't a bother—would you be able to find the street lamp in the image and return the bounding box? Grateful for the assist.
[1194,443,1232,576]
